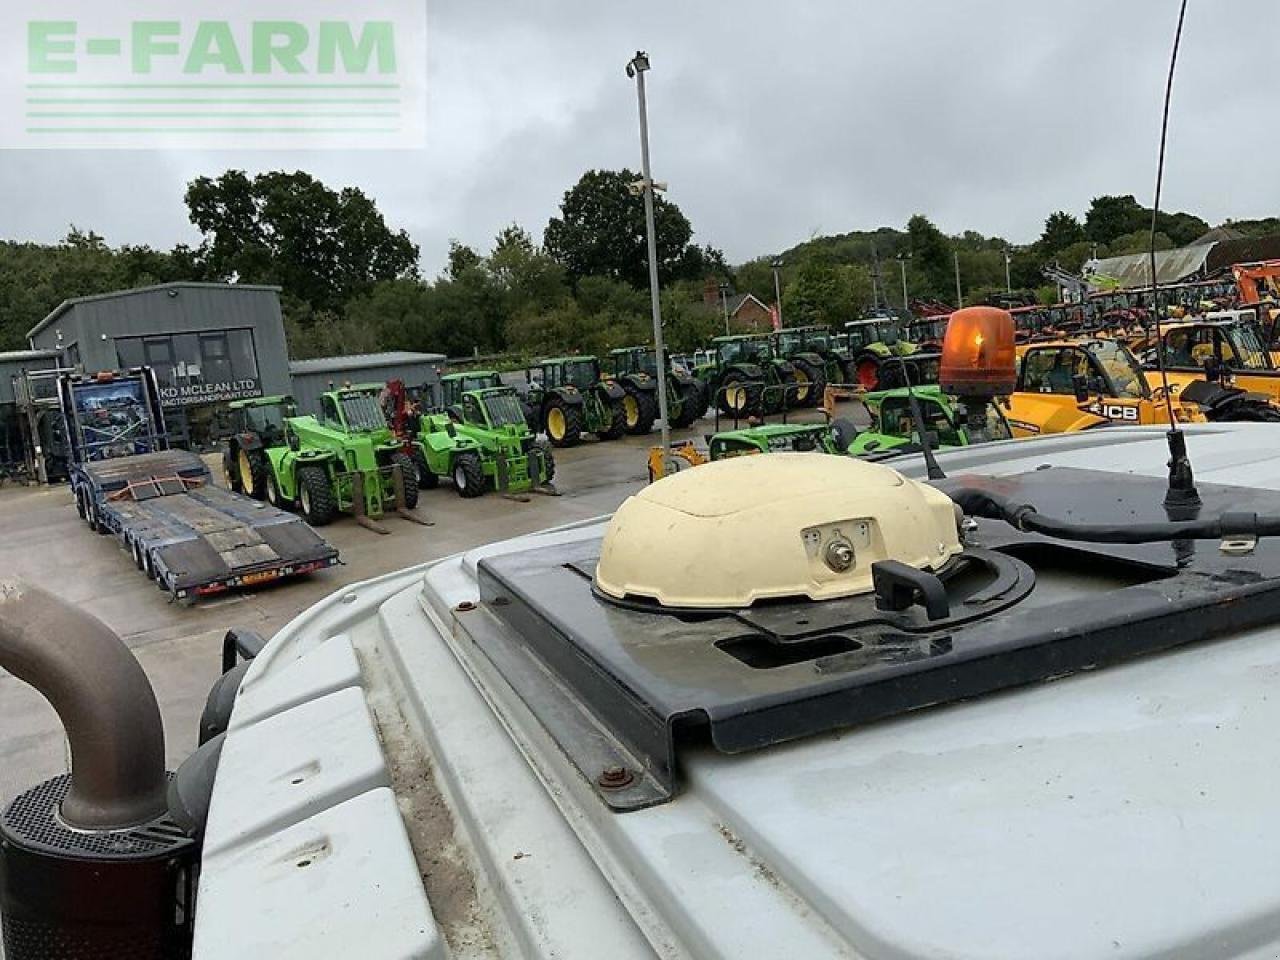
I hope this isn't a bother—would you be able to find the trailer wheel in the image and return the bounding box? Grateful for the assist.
[297,466,337,527]
[391,452,420,509]
[452,452,486,499]
[87,498,109,535]
[75,486,87,520]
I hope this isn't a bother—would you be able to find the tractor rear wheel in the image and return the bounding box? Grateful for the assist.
[1214,401,1280,422]
[595,398,628,441]
[452,452,486,498]
[391,452,420,509]
[717,372,762,418]
[622,384,658,435]
[790,357,827,408]
[536,439,556,483]
[545,399,582,448]
[238,448,269,500]
[297,465,337,527]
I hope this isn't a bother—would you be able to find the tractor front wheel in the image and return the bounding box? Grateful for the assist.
[672,380,708,428]
[595,398,628,441]
[1213,400,1280,423]
[622,385,658,435]
[391,452,420,509]
[265,470,285,509]
[297,466,337,527]
[791,357,827,408]
[717,373,762,418]
[414,449,438,489]
[238,448,269,501]
[545,399,582,448]
[452,452,486,498]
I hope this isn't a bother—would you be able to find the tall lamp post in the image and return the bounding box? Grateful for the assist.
[953,250,963,308]
[771,257,785,327]
[626,51,672,477]
[895,253,911,312]
[719,282,731,336]
[1004,247,1013,294]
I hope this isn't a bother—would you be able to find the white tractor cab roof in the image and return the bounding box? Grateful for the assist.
[197,423,1280,960]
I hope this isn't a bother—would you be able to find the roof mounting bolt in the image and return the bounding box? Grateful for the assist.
[823,540,855,573]
[597,766,634,791]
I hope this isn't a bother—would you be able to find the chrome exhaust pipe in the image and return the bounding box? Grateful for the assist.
[0,578,167,830]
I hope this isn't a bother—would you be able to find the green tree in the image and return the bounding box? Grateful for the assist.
[185,170,419,314]
[906,214,953,299]
[1039,211,1086,255]
[543,169,706,288]
[1084,195,1148,246]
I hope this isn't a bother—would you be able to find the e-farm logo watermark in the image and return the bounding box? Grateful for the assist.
[2,1,426,149]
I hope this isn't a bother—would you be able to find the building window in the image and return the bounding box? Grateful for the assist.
[113,328,262,408]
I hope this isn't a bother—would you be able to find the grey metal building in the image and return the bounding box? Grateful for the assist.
[28,282,291,447]
[289,352,446,415]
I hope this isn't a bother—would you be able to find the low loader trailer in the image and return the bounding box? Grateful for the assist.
[61,368,339,602]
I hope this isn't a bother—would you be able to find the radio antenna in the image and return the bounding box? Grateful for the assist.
[1149,0,1199,509]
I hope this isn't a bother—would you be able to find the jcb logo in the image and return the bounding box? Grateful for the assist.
[1086,402,1139,422]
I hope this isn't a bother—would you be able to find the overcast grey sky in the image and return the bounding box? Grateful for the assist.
[1,0,1275,274]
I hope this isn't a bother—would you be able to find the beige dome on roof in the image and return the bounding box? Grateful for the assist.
[595,453,962,609]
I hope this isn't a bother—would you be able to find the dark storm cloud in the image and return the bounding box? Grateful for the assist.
[2,1,1275,272]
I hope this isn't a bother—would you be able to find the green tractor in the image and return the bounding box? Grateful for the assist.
[437,369,537,434]
[525,357,627,448]
[223,387,422,531]
[845,385,1007,456]
[708,421,856,460]
[769,327,839,407]
[408,383,555,497]
[843,317,941,391]
[608,347,708,429]
[691,336,784,419]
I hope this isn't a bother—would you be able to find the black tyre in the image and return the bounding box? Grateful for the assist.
[238,448,270,501]
[391,451,420,509]
[544,398,583,448]
[595,397,628,441]
[717,372,763,418]
[672,380,708,428]
[75,485,87,520]
[535,439,556,483]
[622,384,658,435]
[791,356,828,408]
[223,449,242,492]
[414,449,438,489]
[1214,401,1280,423]
[451,452,486,498]
[265,469,285,509]
[297,465,337,526]
[763,370,797,415]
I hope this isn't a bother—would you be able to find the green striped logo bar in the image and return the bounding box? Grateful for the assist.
[4,1,426,149]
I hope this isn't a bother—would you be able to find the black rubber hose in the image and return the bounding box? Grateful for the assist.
[0,578,169,830]
[947,486,1280,544]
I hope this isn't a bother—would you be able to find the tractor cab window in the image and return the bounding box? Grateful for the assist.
[1020,348,1091,394]
[806,330,831,351]
[718,340,749,365]
[339,392,388,432]
[468,373,502,391]
[321,394,340,425]
[485,391,527,428]
[245,402,289,445]
[1084,341,1146,399]
[777,331,804,354]
[845,325,876,351]
[1225,322,1271,370]
[462,394,484,425]
[637,351,659,377]
[1162,328,1215,369]
[563,360,598,390]
[878,396,964,446]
